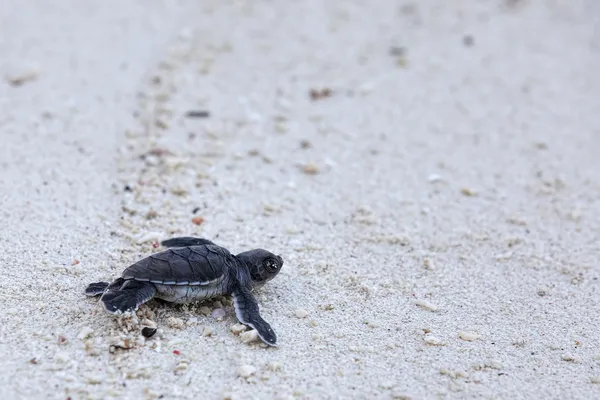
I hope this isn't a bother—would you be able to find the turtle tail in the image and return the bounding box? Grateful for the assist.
[100,279,156,314]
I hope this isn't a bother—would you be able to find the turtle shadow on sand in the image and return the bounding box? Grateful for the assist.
[84,237,284,347]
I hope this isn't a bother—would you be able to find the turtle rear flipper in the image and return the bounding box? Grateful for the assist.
[85,281,110,297]
[232,285,277,347]
[161,237,216,248]
[100,280,156,314]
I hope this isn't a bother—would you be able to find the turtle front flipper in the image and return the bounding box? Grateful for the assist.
[160,237,216,248]
[100,279,156,314]
[85,281,110,297]
[232,284,277,347]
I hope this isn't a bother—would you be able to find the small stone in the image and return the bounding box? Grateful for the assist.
[213,300,224,308]
[423,335,446,346]
[462,34,475,47]
[460,187,478,197]
[309,320,318,327]
[427,174,443,183]
[192,216,205,225]
[187,317,198,326]
[295,309,309,319]
[240,330,259,344]
[174,360,190,373]
[86,374,103,384]
[211,308,226,319]
[230,324,247,334]
[6,69,39,86]
[145,210,158,219]
[54,352,70,363]
[141,319,157,329]
[275,122,288,133]
[537,287,548,297]
[199,306,211,316]
[301,163,319,175]
[590,376,600,384]
[202,326,214,337]
[171,187,189,196]
[142,327,157,338]
[237,365,256,378]
[77,326,94,341]
[135,231,163,244]
[561,353,579,362]
[423,258,434,269]
[267,361,282,371]
[167,317,185,330]
[459,331,480,341]
[300,140,312,149]
[415,299,438,312]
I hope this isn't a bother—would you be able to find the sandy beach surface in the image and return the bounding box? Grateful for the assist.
[1,1,599,399]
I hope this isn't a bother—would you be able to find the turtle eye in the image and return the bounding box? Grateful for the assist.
[264,258,279,272]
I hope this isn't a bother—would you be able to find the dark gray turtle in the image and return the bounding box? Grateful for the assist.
[85,237,283,346]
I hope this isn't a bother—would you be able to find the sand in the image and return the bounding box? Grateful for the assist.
[1,0,599,399]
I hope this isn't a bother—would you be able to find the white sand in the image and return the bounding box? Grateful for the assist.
[1,1,599,399]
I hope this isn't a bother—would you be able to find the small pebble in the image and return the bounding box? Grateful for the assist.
[300,140,312,149]
[295,309,309,319]
[192,216,205,225]
[230,323,247,334]
[423,335,446,346]
[199,306,211,316]
[240,330,259,344]
[423,258,434,269]
[415,300,438,312]
[141,319,157,329]
[462,34,475,47]
[212,308,226,319]
[86,374,103,385]
[237,365,256,378]
[459,331,480,341]
[145,210,158,219]
[202,326,214,337]
[267,361,282,372]
[185,110,210,118]
[187,317,198,326]
[6,69,39,86]
[301,163,320,175]
[460,187,478,197]
[590,376,600,384]
[427,174,443,183]
[135,231,163,244]
[54,352,70,363]
[213,300,224,308]
[167,317,185,330]
[142,327,157,338]
[76,326,94,341]
[561,353,579,362]
[174,360,190,373]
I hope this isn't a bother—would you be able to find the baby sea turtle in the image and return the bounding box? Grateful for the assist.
[85,237,283,346]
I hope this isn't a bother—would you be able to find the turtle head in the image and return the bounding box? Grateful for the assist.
[236,249,284,286]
